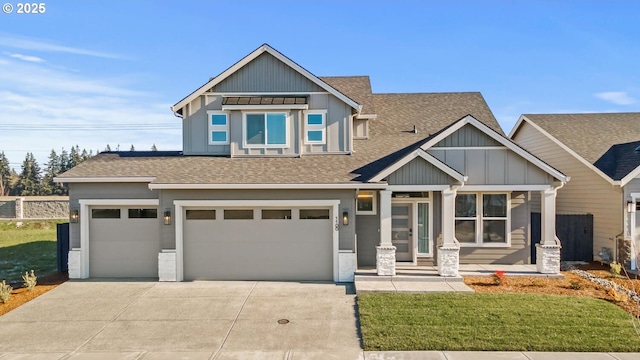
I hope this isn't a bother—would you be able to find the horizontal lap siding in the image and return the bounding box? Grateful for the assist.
[513,122,623,258]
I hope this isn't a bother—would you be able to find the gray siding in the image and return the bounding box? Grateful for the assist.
[160,189,355,251]
[354,119,368,139]
[435,124,502,147]
[428,149,553,185]
[68,183,160,249]
[211,53,324,93]
[513,122,623,257]
[302,94,351,154]
[183,95,230,156]
[356,195,381,267]
[387,157,453,185]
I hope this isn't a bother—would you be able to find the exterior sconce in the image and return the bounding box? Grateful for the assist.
[163,209,171,225]
[70,208,79,223]
[628,200,634,213]
[342,210,349,226]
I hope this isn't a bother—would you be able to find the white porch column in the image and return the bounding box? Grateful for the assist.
[537,188,561,274]
[438,188,460,277]
[376,190,396,276]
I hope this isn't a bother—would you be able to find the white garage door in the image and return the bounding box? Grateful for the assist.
[89,207,160,278]
[183,207,333,281]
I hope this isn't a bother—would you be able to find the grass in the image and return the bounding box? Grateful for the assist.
[0,221,64,283]
[358,293,640,352]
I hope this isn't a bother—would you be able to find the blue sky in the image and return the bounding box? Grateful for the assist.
[1,1,639,169]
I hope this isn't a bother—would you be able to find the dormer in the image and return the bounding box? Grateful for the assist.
[172,44,363,157]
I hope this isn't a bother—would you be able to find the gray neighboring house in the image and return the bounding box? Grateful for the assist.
[510,113,640,268]
[55,44,567,282]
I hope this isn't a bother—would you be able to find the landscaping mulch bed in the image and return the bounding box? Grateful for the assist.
[0,271,68,317]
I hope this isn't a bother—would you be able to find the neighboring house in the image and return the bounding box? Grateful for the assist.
[55,44,567,282]
[510,113,640,268]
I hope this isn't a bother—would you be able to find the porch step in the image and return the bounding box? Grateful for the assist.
[354,273,464,283]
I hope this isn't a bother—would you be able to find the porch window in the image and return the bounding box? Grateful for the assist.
[356,191,377,215]
[304,111,326,144]
[208,111,229,145]
[455,193,509,246]
[243,112,288,147]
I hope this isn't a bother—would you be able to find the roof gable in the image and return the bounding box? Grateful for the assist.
[172,44,361,115]
[434,123,502,147]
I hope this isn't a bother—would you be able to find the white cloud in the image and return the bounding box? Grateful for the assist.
[0,33,125,60]
[6,52,45,63]
[594,91,636,105]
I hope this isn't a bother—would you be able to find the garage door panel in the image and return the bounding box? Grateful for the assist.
[184,211,333,281]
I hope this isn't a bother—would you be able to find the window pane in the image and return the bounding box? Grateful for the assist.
[307,113,323,125]
[357,193,374,212]
[392,218,409,228]
[211,114,227,126]
[128,209,157,219]
[212,131,227,142]
[262,209,291,220]
[455,220,476,243]
[300,209,330,219]
[483,194,507,217]
[224,210,254,220]
[266,113,286,145]
[455,194,476,217]
[186,210,216,220]
[92,209,120,219]
[391,205,409,216]
[418,203,429,253]
[246,114,265,145]
[307,130,323,142]
[483,220,506,243]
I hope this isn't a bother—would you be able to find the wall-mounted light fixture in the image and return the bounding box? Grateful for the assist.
[628,200,634,213]
[163,209,171,225]
[70,208,79,223]
[342,210,349,226]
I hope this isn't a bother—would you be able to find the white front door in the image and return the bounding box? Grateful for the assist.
[392,203,412,261]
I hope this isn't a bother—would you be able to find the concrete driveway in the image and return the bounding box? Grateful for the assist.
[0,281,362,359]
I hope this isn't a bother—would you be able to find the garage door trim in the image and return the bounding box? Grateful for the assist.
[174,199,340,282]
[78,199,159,278]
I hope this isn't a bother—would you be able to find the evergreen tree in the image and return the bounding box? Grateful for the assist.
[129,144,135,151]
[0,151,11,196]
[151,144,158,151]
[81,149,89,161]
[42,149,65,195]
[105,144,112,152]
[68,145,82,169]
[16,152,42,196]
[59,148,70,172]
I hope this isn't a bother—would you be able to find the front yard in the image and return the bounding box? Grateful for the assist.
[358,292,640,351]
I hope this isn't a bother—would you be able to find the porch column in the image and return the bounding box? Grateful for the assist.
[376,190,396,276]
[537,188,561,274]
[438,188,460,277]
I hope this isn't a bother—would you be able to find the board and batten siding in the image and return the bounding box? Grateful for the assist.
[434,124,502,147]
[387,157,453,185]
[356,195,382,267]
[67,183,160,249]
[512,121,623,258]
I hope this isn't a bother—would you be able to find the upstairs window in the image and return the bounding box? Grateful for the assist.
[244,112,288,148]
[208,111,229,145]
[304,111,326,144]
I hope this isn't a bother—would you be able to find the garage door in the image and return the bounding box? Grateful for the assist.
[183,207,333,281]
[89,207,160,278]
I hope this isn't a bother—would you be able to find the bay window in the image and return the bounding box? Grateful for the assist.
[455,193,509,246]
[243,112,288,147]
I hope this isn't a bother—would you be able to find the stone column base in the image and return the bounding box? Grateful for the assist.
[438,244,460,277]
[68,249,82,279]
[158,250,177,282]
[536,244,561,274]
[376,246,396,276]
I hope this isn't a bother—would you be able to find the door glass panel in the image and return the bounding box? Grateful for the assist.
[392,218,409,228]
[395,243,409,253]
[418,203,429,254]
[392,231,410,240]
[392,205,409,216]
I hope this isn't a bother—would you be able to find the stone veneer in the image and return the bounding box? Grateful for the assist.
[376,246,396,276]
[536,244,561,274]
[158,251,177,281]
[438,244,460,276]
[68,250,82,279]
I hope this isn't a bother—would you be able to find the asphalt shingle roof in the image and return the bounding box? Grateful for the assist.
[593,141,640,181]
[319,76,376,115]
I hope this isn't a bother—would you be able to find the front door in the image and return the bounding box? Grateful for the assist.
[392,203,412,261]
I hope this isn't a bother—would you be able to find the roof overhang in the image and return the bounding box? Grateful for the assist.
[54,176,156,183]
[510,115,617,186]
[369,148,467,183]
[172,44,362,116]
[620,164,640,187]
[148,183,387,190]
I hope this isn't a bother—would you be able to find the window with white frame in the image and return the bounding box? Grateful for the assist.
[356,191,377,215]
[304,111,326,144]
[454,193,509,246]
[243,112,288,147]
[208,111,229,145]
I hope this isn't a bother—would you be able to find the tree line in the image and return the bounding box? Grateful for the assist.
[0,144,156,196]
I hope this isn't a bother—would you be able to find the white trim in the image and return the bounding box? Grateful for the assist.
[510,115,612,185]
[172,44,361,113]
[461,185,552,191]
[430,146,507,150]
[356,114,378,120]
[78,199,160,279]
[207,111,230,145]
[455,192,511,248]
[222,104,309,111]
[148,183,387,190]
[423,115,568,183]
[369,148,467,183]
[207,92,330,96]
[621,165,640,187]
[242,111,290,149]
[387,185,450,191]
[54,177,156,183]
[630,193,640,270]
[304,110,327,145]
[391,198,433,260]
[173,199,341,282]
[356,190,377,215]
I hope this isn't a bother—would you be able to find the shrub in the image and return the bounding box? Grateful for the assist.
[610,261,622,277]
[22,270,37,291]
[608,288,628,303]
[569,280,583,290]
[529,278,546,287]
[491,270,507,286]
[0,280,12,303]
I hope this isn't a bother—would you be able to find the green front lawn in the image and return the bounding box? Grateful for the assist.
[358,293,640,352]
[0,221,63,282]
